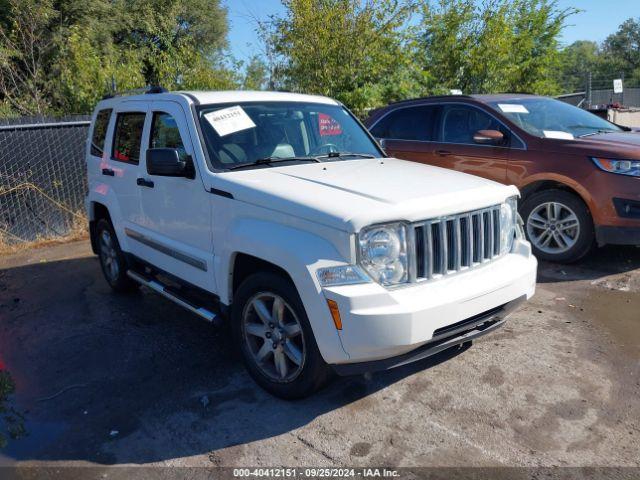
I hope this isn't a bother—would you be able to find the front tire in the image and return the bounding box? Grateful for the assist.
[520,189,594,263]
[96,219,138,292]
[231,272,331,399]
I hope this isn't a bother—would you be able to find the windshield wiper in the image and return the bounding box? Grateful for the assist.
[318,152,377,159]
[577,130,618,138]
[227,156,322,171]
[568,125,618,138]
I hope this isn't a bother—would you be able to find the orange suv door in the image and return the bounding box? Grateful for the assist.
[429,103,517,183]
[369,104,441,164]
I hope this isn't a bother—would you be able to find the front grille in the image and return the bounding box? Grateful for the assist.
[410,205,502,282]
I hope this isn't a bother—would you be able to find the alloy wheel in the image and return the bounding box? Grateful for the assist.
[99,230,120,281]
[526,201,580,255]
[241,292,306,382]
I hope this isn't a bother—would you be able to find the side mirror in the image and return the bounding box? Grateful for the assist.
[473,130,504,145]
[146,148,193,178]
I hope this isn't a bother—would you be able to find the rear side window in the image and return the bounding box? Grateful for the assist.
[112,112,146,163]
[150,112,188,161]
[90,109,112,157]
[370,105,439,141]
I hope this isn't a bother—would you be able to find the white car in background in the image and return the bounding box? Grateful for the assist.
[85,89,537,398]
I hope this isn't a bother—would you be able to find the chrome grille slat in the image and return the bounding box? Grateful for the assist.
[478,212,484,263]
[487,210,495,259]
[465,214,472,267]
[411,205,503,283]
[440,220,448,275]
[454,217,462,271]
[425,223,433,279]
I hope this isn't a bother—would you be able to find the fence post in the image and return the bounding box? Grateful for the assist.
[586,72,592,110]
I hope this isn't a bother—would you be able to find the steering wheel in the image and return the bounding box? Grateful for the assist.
[310,143,339,155]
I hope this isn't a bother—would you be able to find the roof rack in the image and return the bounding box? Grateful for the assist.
[102,85,168,100]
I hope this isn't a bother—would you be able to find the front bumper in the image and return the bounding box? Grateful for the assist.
[595,225,640,246]
[332,296,524,375]
[323,241,537,367]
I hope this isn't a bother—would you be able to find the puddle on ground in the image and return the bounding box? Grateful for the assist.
[578,289,640,359]
[0,420,67,464]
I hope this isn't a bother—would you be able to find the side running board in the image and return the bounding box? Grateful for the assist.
[126,270,220,324]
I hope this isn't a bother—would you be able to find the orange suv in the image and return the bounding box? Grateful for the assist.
[366,94,640,263]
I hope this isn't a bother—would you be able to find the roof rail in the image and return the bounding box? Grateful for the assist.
[387,94,473,106]
[102,85,168,100]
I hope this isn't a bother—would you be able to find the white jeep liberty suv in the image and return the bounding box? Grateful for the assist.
[85,89,537,398]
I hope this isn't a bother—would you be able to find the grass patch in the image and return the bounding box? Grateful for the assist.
[0,212,88,256]
[0,370,26,449]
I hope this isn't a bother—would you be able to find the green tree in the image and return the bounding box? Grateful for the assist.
[242,55,269,90]
[111,0,231,88]
[417,0,576,95]
[601,18,640,84]
[0,0,58,115]
[0,0,237,115]
[557,40,600,93]
[52,26,146,114]
[263,0,417,115]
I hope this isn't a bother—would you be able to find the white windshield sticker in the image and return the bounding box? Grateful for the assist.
[498,104,529,114]
[543,130,574,140]
[204,106,256,137]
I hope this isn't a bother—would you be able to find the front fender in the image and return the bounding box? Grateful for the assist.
[217,218,352,364]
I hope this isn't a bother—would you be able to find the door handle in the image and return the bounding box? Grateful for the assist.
[136,178,155,188]
[436,150,452,157]
[102,168,115,176]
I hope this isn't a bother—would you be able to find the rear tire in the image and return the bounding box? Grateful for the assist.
[231,272,331,399]
[96,219,138,293]
[520,189,594,263]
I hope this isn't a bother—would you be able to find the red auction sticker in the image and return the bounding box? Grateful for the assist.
[319,113,342,136]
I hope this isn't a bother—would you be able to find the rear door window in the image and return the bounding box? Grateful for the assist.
[112,112,146,163]
[370,105,439,141]
[90,109,112,157]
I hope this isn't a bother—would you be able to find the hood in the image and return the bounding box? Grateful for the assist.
[542,130,640,158]
[214,158,517,232]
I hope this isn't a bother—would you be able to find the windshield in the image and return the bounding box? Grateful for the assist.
[487,97,622,139]
[197,101,382,170]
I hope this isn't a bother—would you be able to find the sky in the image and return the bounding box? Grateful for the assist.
[225,0,640,63]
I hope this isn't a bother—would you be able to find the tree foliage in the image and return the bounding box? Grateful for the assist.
[417,0,576,96]
[600,18,640,85]
[556,17,640,93]
[0,0,236,115]
[0,0,639,116]
[263,0,417,115]
[262,0,578,113]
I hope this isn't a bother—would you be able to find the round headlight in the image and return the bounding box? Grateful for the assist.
[358,223,408,285]
[363,228,401,265]
[500,196,518,254]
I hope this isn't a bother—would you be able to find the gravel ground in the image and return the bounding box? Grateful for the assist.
[0,241,638,468]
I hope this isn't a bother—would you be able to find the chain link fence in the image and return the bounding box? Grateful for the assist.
[0,116,91,249]
[557,72,640,109]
